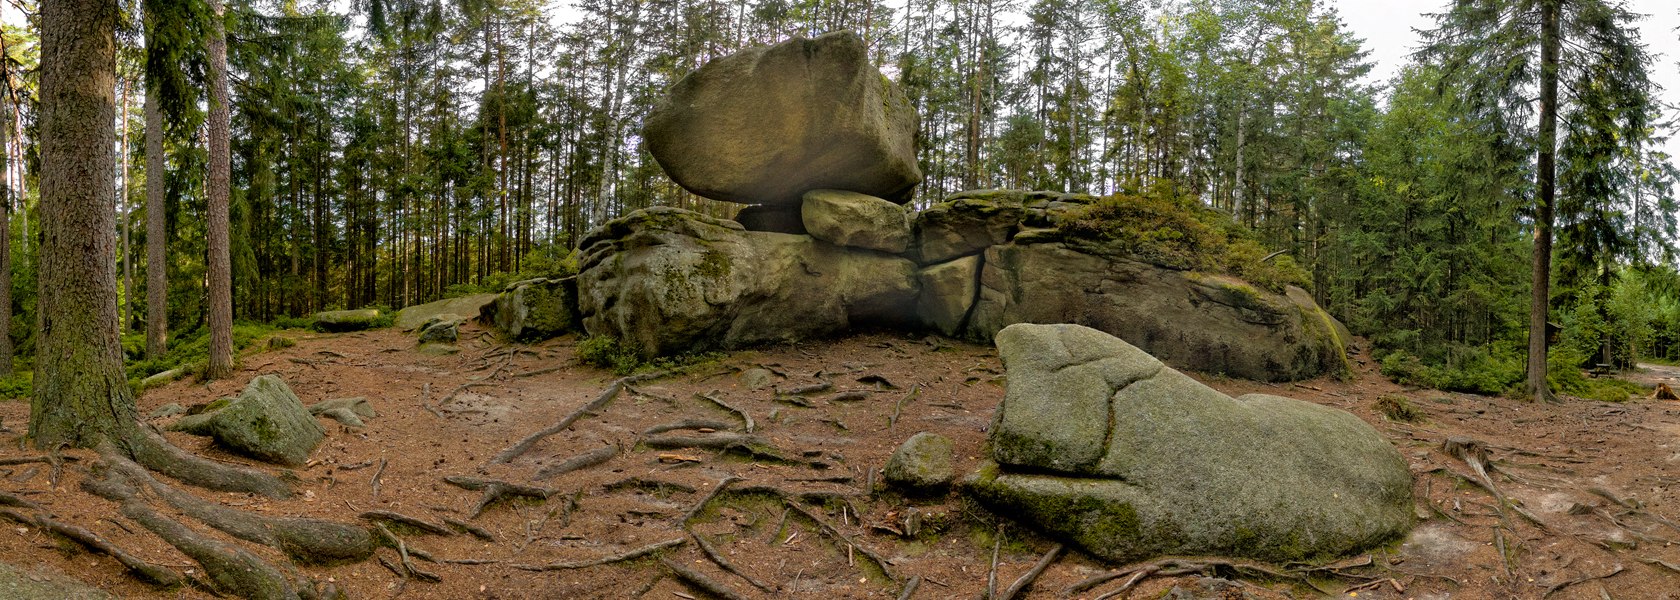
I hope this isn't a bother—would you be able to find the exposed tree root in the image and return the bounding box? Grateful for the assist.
[603,476,697,496]
[782,498,897,582]
[512,537,686,571]
[688,529,773,593]
[531,445,618,481]
[443,517,496,541]
[1068,556,1362,598]
[698,392,754,433]
[120,502,306,600]
[0,490,42,510]
[681,476,741,525]
[995,543,1062,600]
[888,385,920,431]
[443,475,556,518]
[358,510,454,536]
[372,523,441,583]
[116,427,293,499]
[491,370,670,465]
[659,556,749,600]
[91,451,376,565]
[0,508,183,587]
[896,575,921,600]
[643,419,736,436]
[1543,564,1624,598]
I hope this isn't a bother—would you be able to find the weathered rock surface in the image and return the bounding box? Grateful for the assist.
[393,293,497,331]
[417,318,460,344]
[313,309,381,332]
[966,323,1412,564]
[644,32,920,206]
[482,277,578,342]
[176,376,326,467]
[883,432,955,493]
[0,561,114,600]
[965,241,1346,382]
[801,189,913,253]
[916,256,981,336]
[577,207,918,358]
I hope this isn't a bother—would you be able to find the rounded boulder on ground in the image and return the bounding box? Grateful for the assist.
[644,31,921,207]
[883,432,956,493]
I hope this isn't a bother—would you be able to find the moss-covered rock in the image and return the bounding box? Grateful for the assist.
[482,277,578,342]
[967,324,1412,564]
[883,432,956,493]
[393,293,497,331]
[416,318,461,344]
[193,375,325,467]
[313,309,382,332]
[0,561,116,600]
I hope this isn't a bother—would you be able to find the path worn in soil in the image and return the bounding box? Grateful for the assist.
[3,324,1680,599]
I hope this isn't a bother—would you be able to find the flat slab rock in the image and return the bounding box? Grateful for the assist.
[965,323,1412,563]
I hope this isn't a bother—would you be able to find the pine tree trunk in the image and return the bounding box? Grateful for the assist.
[144,80,167,359]
[120,76,132,332]
[31,0,137,448]
[1528,0,1560,403]
[204,0,234,380]
[145,76,167,359]
[0,90,13,376]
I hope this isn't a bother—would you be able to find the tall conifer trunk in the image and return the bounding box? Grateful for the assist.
[205,0,234,379]
[145,75,167,359]
[1528,0,1560,403]
[31,0,136,448]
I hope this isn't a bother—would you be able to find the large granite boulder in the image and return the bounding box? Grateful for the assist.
[482,277,579,342]
[967,324,1412,563]
[965,241,1347,382]
[644,32,921,206]
[917,255,981,336]
[802,189,913,253]
[577,207,919,358]
[175,375,326,467]
[393,293,497,331]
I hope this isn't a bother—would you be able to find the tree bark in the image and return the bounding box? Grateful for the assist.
[205,0,233,379]
[31,0,136,448]
[144,70,167,359]
[1528,0,1560,403]
[120,75,132,333]
[0,87,12,376]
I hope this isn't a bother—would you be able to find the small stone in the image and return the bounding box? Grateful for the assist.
[147,403,187,419]
[741,368,776,391]
[882,432,955,493]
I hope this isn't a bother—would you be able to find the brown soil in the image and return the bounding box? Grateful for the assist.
[4,324,1680,599]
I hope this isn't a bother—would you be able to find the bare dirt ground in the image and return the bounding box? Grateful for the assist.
[4,324,1680,599]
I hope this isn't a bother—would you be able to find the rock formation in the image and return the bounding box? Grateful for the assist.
[965,323,1413,563]
[643,31,921,207]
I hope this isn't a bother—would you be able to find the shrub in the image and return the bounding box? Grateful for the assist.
[576,336,644,375]
[1373,395,1424,423]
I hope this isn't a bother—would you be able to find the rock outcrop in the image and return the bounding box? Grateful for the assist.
[967,323,1412,563]
[393,293,497,331]
[576,207,918,358]
[802,189,913,253]
[644,32,920,206]
[481,277,579,342]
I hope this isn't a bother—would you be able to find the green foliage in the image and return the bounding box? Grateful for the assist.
[576,336,645,375]
[125,321,288,386]
[0,370,30,400]
[1377,345,1523,397]
[1546,345,1645,403]
[1058,187,1309,292]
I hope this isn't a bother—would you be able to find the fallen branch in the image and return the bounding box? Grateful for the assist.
[660,557,750,600]
[532,445,618,481]
[370,458,388,501]
[491,371,670,465]
[995,543,1063,600]
[513,537,686,571]
[698,392,754,434]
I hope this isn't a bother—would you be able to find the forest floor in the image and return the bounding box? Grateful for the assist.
[4,323,1680,599]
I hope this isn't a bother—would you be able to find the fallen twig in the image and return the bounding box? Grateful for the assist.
[512,537,686,571]
[370,457,388,501]
[492,371,669,465]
